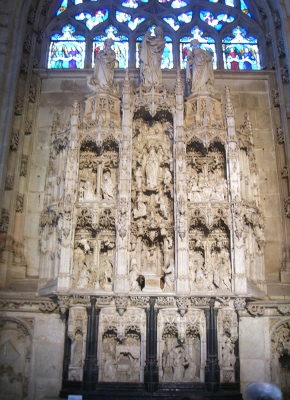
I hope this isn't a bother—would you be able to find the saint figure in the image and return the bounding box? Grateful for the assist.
[140,26,166,86]
[94,38,116,90]
[186,39,214,94]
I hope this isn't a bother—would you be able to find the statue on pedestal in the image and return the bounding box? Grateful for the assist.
[140,26,166,86]
[186,39,214,94]
[92,38,118,93]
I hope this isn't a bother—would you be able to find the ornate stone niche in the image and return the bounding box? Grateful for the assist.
[0,318,32,399]
[158,309,205,383]
[188,207,231,293]
[68,307,87,381]
[186,139,227,204]
[78,136,119,203]
[130,114,175,293]
[99,308,146,383]
[217,308,238,383]
[243,207,266,292]
[73,220,116,292]
[271,320,290,396]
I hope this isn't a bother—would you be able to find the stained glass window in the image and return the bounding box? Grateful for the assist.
[49,0,260,70]
[241,0,251,17]
[178,12,193,24]
[180,27,216,69]
[75,9,108,30]
[171,0,187,8]
[93,26,129,68]
[56,0,68,16]
[223,26,260,70]
[122,0,148,7]
[200,10,235,30]
[48,24,85,69]
[116,11,146,29]
[164,17,180,30]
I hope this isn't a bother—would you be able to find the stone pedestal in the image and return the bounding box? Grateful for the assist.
[142,273,161,293]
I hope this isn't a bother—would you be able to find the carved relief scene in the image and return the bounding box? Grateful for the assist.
[271,321,290,398]
[186,140,227,204]
[99,308,146,383]
[130,115,175,293]
[188,208,231,292]
[159,310,204,383]
[72,134,119,292]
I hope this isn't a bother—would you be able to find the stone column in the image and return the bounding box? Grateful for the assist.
[115,70,131,293]
[175,69,190,294]
[61,310,71,387]
[83,296,100,391]
[234,313,240,388]
[225,86,247,294]
[205,298,220,393]
[144,297,159,393]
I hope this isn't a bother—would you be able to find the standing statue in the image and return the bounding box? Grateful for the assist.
[186,39,214,94]
[140,26,166,86]
[71,333,83,367]
[94,38,116,90]
[101,171,116,199]
[162,259,175,291]
[145,146,160,189]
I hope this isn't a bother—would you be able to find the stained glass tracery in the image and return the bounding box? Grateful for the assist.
[223,26,260,70]
[48,24,85,69]
[50,0,260,71]
[200,10,235,30]
[75,9,108,30]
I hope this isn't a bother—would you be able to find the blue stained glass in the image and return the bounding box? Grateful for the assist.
[75,10,108,30]
[241,0,251,17]
[223,26,260,70]
[122,0,148,7]
[48,25,85,69]
[225,0,234,6]
[75,12,91,20]
[164,17,180,30]
[209,0,218,2]
[217,13,235,23]
[73,0,83,4]
[122,0,138,8]
[190,26,214,43]
[171,0,187,8]
[128,17,146,30]
[223,26,248,43]
[116,11,131,23]
[200,10,235,30]
[178,12,193,24]
[162,36,173,68]
[223,44,259,70]
[57,0,68,16]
